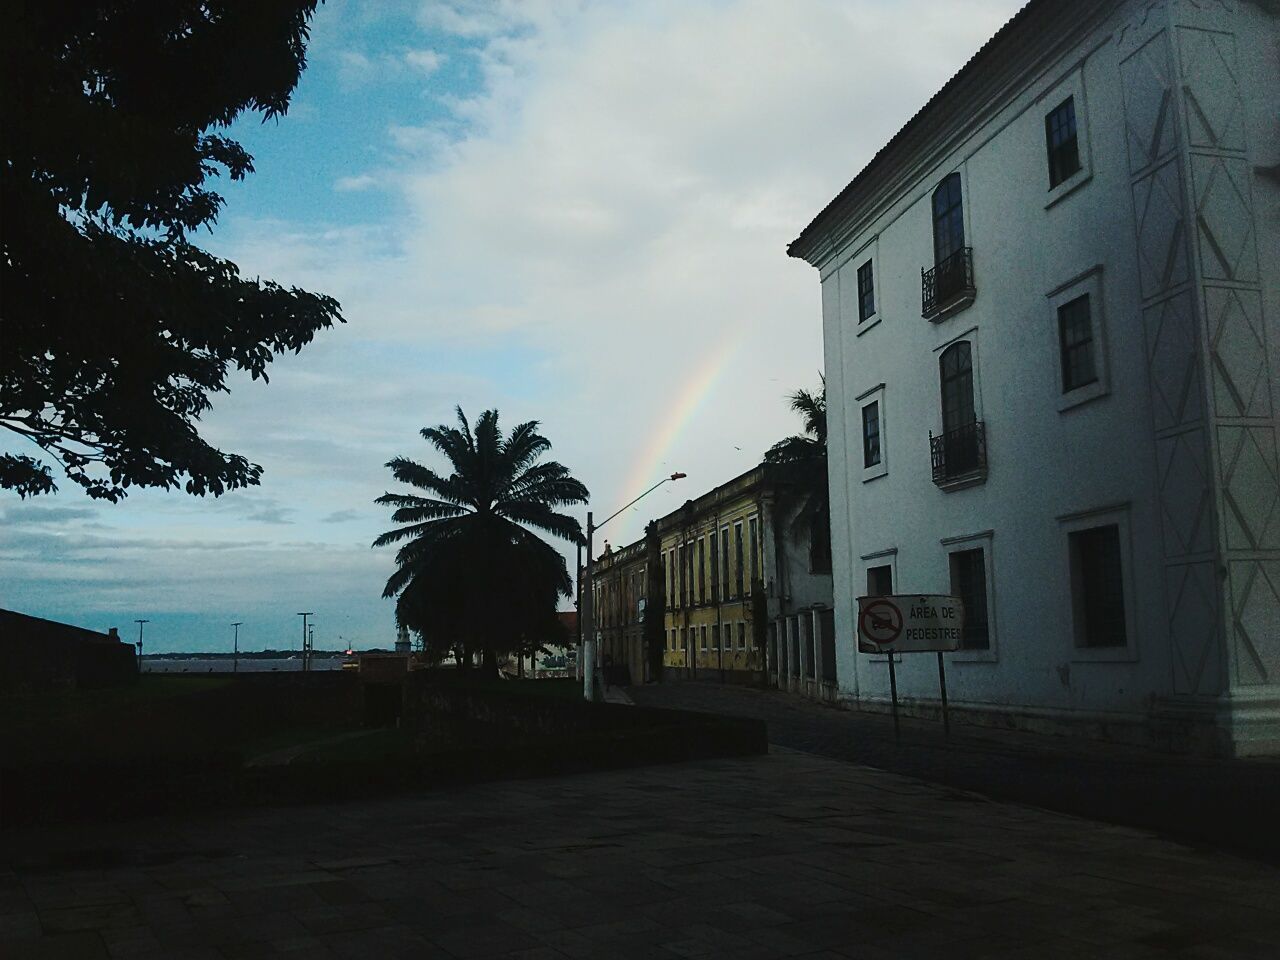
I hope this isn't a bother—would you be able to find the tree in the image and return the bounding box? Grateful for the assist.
[763,377,831,569]
[373,407,588,673]
[1,1,342,501]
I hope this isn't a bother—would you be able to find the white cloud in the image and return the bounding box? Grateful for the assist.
[7,0,1024,650]
[334,173,379,192]
[403,48,446,74]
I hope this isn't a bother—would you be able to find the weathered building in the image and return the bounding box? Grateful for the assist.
[592,463,834,695]
[789,0,1280,754]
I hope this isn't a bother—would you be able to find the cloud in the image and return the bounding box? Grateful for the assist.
[322,509,360,524]
[403,48,446,74]
[12,0,1024,652]
[334,174,379,192]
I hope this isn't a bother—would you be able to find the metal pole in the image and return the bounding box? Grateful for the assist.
[583,512,596,701]
[308,626,315,672]
[134,619,149,672]
[232,622,242,674]
[937,652,951,738]
[887,653,900,741]
[575,540,583,681]
[297,612,313,673]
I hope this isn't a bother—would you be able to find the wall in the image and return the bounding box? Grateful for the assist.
[813,0,1278,753]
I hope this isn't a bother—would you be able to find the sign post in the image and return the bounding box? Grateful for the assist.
[857,595,965,741]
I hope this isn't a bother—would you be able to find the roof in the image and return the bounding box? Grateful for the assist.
[787,0,1044,261]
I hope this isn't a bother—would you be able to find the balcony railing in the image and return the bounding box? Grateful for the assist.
[922,247,976,319]
[930,421,987,486]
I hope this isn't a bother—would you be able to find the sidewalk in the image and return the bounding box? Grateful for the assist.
[628,680,1280,863]
[4,750,1279,959]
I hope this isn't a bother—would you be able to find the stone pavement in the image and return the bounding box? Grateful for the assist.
[4,750,1280,959]
[628,681,1280,863]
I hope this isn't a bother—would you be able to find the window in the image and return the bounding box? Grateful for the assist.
[768,623,778,672]
[711,624,720,650]
[734,521,745,599]
[1045,96,1081,189]
[862,401,881,468]
[738,622,746,651]
[709,530,719,602]
[681,627,687,651]
[697,537,706,605]
[933,340,985,484]
[700,625,708,652]
[949,548,990,650]
[748,516,759,591]
[668,550,676,609]
[720,526,730,601]
[867,564,893,597]
[857,260,876,322]
[809,511,832,574]
[1070,525,1127,648]
[1058,294,1097,392]
[932,173,965,266]
[678,545,686,608]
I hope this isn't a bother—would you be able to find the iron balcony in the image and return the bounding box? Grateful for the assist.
[922,247,976,320]
[930,421,987,487]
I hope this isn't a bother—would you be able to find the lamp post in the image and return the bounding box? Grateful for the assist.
[134,619,149,672]
[297,612,313,672]
[231,622,243,673]
[582,472,685,702]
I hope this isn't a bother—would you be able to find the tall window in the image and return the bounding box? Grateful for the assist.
[676,545,684,608]
[857,260,876,321]
[700,625,708,651]
[748,516,759,590]
[932,173,965,265]
[720,526,730,601]
[697,537,706,604]
[668,550,676,609]
[862,401,881,467]
[709,530,719,602]
[1070,525,1127,648]
[1045,96,1081,188]
[687,543,695,610]
[737,623,746,650]
[940,342,976,435]
[1058,294,1097,392]
[733,521,745,599]
[866,565,893,597]
[949,549,990,650]
[711,624,720,650]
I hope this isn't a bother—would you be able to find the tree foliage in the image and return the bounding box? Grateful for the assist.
[763,377,831,559]
[1,1,343,501]
[374,408,588,671]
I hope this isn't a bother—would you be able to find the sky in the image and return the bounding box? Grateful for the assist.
[0,0,1023,653]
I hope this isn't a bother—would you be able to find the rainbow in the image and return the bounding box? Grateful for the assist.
[612,335,740,543]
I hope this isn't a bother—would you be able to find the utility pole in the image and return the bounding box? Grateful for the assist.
[297,612,313,673]
[308,625,315,671]
[582,473,685,702]
[134,619,149,672]
[231,622,242,673]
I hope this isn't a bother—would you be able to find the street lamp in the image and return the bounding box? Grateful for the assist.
[134,619,149,672]
[582,472,686,702]
[231,622,243,674]
[297,612,313,672]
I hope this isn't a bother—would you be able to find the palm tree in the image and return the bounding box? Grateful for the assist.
[373,407,588,673]
[764,377,830,566]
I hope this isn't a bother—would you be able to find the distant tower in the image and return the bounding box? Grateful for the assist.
[395,624,411,654]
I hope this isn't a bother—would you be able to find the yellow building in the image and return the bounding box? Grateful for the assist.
[591,462,834,693]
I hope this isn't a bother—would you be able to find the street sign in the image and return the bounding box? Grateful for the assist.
[857,595,965,653]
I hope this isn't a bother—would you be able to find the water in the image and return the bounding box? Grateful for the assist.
[142,657,346,673]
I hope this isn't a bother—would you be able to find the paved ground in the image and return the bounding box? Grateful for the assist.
[4,750,1280,960]
[628,681,1280,863]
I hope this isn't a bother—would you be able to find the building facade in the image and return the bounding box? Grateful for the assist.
[589,463,835,692]
[789,0,1279,755]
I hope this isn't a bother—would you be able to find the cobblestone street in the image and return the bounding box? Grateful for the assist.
[628,680,1280,863]
[5,747,1280,959]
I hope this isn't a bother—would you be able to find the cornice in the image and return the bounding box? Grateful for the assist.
[789,0,1116,272]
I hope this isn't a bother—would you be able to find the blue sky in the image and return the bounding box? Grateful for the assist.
[1,0,1022,653]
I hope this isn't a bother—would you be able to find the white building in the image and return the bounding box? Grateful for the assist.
[789,0,1279,756]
